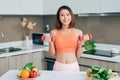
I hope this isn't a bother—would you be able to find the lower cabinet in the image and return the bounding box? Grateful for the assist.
[78,57,120,76]
[0,57,8,76]
[79,64,90,71]
[0,51,45,76]
[8,53,30,69]
[29,51,45,70]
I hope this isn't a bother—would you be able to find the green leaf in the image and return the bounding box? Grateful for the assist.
[86,68,93,76]
[88,65,115,80]
[84,40,96,51]
[24,62,33,71]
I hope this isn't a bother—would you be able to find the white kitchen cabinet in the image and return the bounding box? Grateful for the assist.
[8,53,29,69]
[78,0,100,13]
[20,0,43,15]
[29,51,45,70]
[101,0,120,13]
[43,0,78,15]
[0,57,8,76]
[0,0,20,15]
[0,0,42,15]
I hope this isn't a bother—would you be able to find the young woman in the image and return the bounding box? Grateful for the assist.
[45,5,84,71]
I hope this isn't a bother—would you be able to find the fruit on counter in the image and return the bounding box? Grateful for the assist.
[19,69,29,78]
[29,71,37,78]
[86,65,118,80]
[17,62,40,79]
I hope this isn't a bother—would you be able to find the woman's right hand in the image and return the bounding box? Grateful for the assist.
[41,36,55,43]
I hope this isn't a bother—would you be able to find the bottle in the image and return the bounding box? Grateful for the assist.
[45,24,49,32]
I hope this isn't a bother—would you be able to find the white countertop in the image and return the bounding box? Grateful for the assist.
[0,41,120,63]
[0,44,48,58]
[0,70,87,80]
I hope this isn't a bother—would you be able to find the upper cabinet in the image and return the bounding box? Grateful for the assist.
[43,0,78,15]
[0,0,20,15]
[0,0,120,15]
[0,0,42,15]
[78,0,100,13]
[101,0,120,13]
[21,0,43,15]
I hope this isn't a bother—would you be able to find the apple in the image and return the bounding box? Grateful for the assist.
[29,71,37,78]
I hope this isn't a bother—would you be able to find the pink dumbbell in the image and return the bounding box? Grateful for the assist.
[41,36,55,42]
[78,33,93,41]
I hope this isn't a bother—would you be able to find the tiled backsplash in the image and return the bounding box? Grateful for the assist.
[0,15,120,45]
[0,16,44,43]
[43,15,120,45]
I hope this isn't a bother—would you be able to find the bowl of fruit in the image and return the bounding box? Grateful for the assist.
[17,62,40,80]
[86,65,119,80]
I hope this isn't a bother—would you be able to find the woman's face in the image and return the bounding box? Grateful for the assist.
[59,9,71,27]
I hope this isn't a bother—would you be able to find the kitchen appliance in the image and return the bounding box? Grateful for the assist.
[44,57,55,70]
[84,49,120,57]
[32,33,50,46]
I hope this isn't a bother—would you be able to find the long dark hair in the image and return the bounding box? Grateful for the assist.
[55,5,75,29]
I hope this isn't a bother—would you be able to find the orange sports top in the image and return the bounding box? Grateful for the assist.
[54,28,78,54]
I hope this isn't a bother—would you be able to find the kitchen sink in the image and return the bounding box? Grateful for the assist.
[0,47,22,54]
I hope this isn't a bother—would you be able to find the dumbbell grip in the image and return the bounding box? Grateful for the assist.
[41,36,55,42]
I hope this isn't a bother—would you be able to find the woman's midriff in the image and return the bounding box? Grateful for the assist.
[56,52,77,64]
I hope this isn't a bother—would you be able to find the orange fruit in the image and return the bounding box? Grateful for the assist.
[20,69,30,78]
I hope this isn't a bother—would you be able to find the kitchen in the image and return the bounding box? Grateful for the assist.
[0,0,120,80]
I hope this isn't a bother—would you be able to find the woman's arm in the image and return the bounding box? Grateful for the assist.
[49,30,56,58]
[75,29,84,58]
[76,41,84,58]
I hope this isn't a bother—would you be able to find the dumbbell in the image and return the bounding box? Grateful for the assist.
[41,36,55,42]
[78,33,92,41]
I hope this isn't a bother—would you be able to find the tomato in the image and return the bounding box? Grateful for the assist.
[41,36,45,41]
[29,71,37,78]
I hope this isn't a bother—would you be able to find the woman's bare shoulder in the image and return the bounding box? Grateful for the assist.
[50,29,58,36]
[74,28,83,35]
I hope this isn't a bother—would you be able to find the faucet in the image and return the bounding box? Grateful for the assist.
[0,32,4,38]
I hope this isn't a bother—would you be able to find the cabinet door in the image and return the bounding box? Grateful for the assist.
[43,0,78,15]
[78,57,119,72]
[101,0,120,13]
[8,54,29,69]
[79,65,90,71]
[0,57,8,76]
[29,51,45,70]
[20,0,43,15]
[0,0,20,14]
[78,0,100,13]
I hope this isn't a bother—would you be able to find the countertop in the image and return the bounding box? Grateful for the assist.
[0,41,120,63]
[0,70,87,80]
